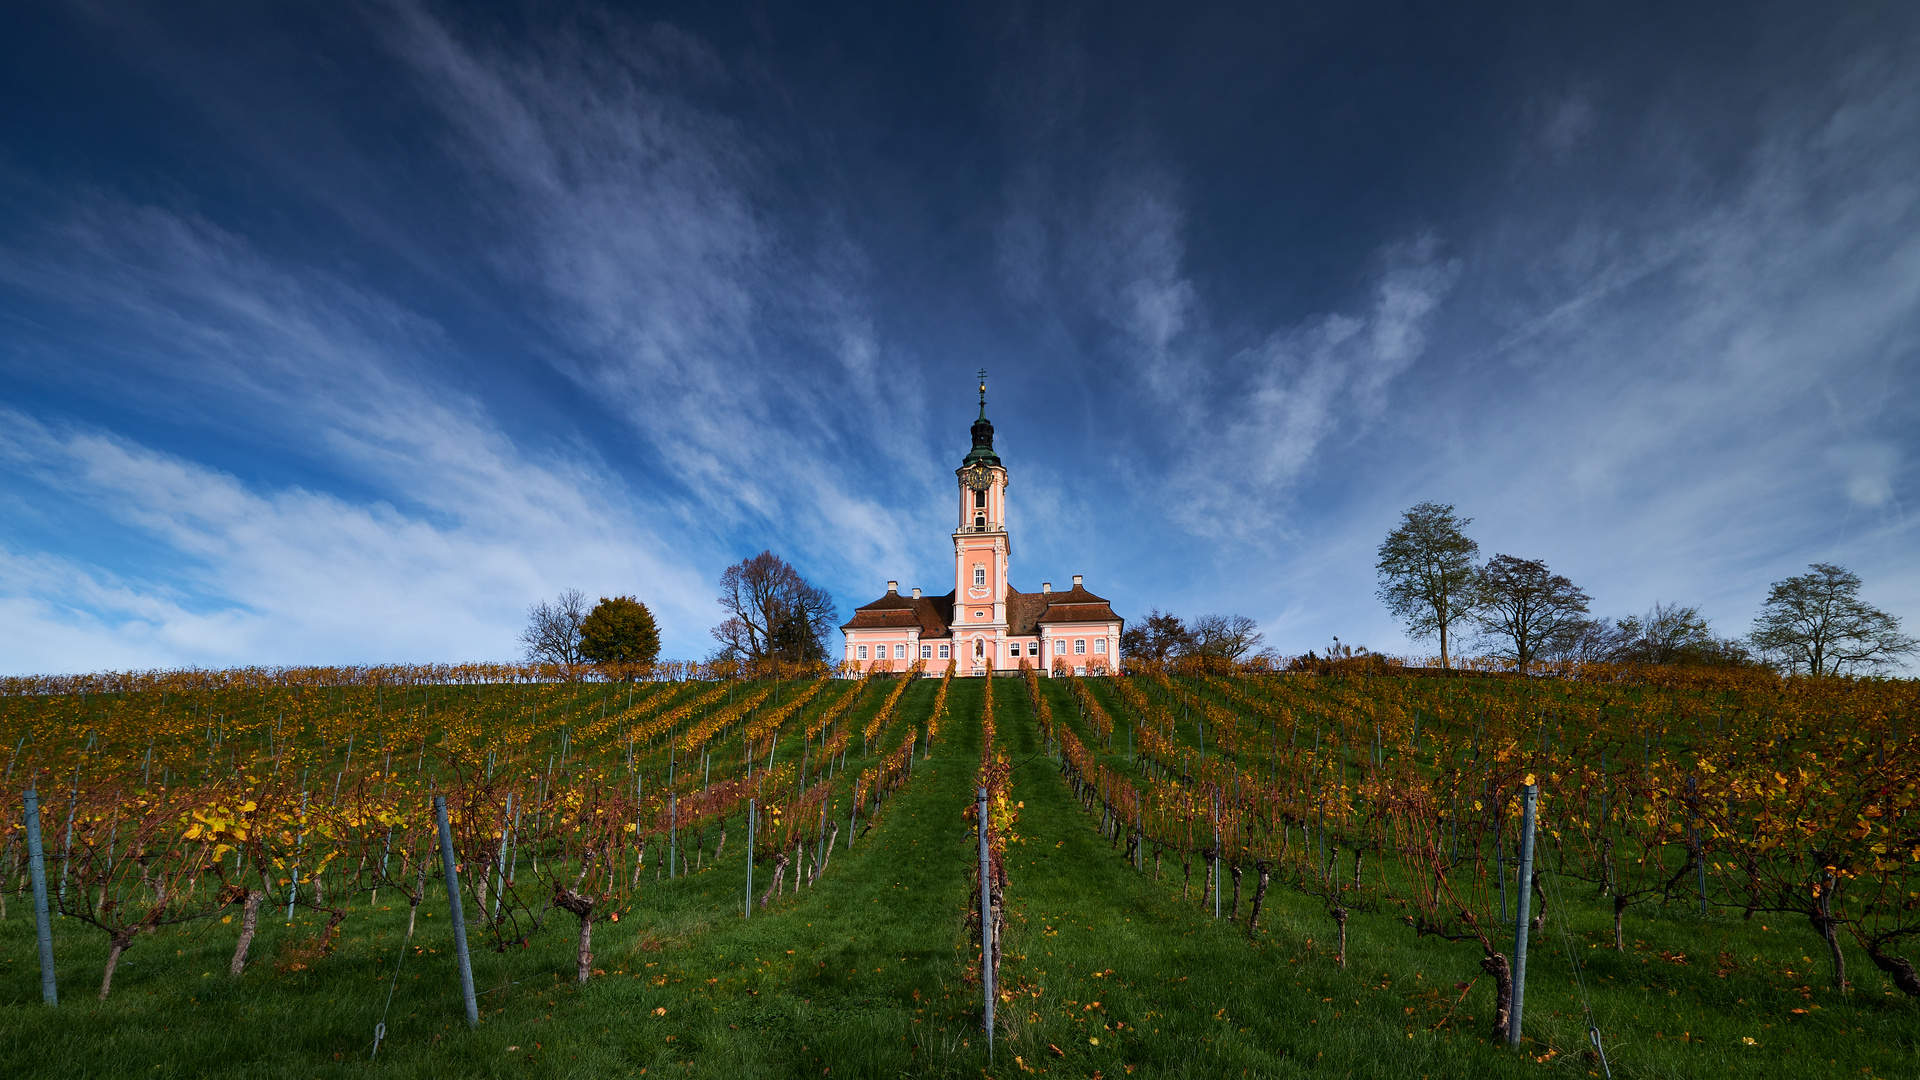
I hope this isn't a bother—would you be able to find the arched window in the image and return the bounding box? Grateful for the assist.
[975,513,986,531]
[895,644,906,658]
[974,488,986,508]
[857,645,868,660]
[1074,639,1087,655]
[1094,638,1107,654]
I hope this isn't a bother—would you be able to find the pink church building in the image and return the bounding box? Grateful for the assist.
[841,378,1123,676]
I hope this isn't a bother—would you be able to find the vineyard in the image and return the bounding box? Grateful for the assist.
[1,664,1915,1078]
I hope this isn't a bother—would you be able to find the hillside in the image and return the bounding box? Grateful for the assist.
[1,668,1915,1078]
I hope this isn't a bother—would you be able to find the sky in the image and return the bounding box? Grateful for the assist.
[1,1,1915,674]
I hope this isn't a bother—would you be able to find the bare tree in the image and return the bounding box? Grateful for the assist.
[1749,563,1916,676]
[1549,603,1755,669]
[1120,609,1191,665]
[710,551,837,664]
[1616,602,1714,664]
[1187,614,1264,665]
[1376,502,1480,670]
[1473,555,1591,674]
[520,588,590,667]
[1543,616,1632,668]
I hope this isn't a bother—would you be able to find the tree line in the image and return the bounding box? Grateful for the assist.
[1375,500,1915,676]
[519,551,838,677]
[517,511,1912,680]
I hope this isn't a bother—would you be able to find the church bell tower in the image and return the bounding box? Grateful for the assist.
[953,371,1009,669]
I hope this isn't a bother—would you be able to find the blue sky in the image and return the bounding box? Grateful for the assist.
[1,1,1915,673]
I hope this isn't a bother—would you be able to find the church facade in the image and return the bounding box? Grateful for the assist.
[840,379,1123,676]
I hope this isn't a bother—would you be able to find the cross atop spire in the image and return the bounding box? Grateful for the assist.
[977,368,988,419]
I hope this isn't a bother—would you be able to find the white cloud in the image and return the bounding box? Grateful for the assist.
[1830,443,1899,508]
[387,3,945,583]
[0,403,710,671]
[1159,235,1458,540]
[0,199,718,672]
[1307,55,1920,663]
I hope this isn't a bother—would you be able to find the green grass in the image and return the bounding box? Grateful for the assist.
[2,677,1914,1078]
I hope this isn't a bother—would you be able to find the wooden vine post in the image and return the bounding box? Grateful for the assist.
[977,785,995,1060]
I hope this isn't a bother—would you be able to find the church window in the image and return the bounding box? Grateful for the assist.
[1075,639,1087,655]
[938,644,950,659]
[1094,638,1107,654]
[1027,642,1038,656]
[974,488,986,508]
[857,645,868,660]
[974,566,987,587]
[921,645,932,659]
[895,644,906,658]
[975,513,986,531]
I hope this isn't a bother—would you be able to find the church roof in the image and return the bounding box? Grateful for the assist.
[841,584,1119,640]
[1004,583,1123,633]
[1035,583,1122,626]
[1006,588,1051,635]
[841,589,955,638]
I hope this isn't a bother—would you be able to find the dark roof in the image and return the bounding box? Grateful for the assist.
[1038,599,1122,625]
[1006,588,1051,635]
[1014,583,1124,632]
[842,582,1121,637]
[962,406,1001,468]
[841,589,955,638]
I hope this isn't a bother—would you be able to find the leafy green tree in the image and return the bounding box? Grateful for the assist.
[1473,555,1591,674]
[579,595,662,668]
[1376,502,1480,669]
[1749,563,1916,676]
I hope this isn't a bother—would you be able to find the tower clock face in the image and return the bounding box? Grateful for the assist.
[964,466,994,491]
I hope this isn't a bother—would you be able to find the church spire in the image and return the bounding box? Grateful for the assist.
[963,369,1000,467]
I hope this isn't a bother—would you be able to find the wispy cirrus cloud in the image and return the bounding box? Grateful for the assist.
[388,3,945,580]
[1301,53,1920,662]
[1006,160,1459,541]
[1,1,1914,678]
[0,201,712,668]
